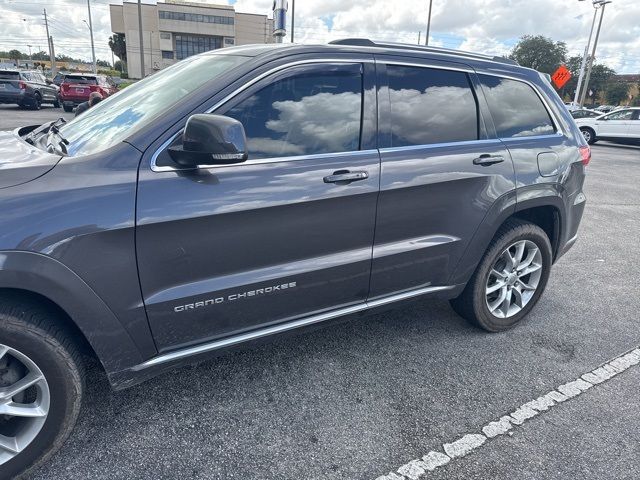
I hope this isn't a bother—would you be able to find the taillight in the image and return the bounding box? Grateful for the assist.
[579,145,591,166]
[18,81,26,90]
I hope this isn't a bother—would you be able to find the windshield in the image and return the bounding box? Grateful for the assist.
[59,53,251,156]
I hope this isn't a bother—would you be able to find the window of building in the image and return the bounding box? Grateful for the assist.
[160,32,171,40]
[224,38,235,46]
[224,64,363,159]
[478,75,555,138]
[159,10,234,25]
[162,50,174,59]
[386,65,479,147]
[175,35,223,60]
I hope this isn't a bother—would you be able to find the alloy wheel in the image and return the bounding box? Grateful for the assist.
[485,240,543,319]
[581,129,591,143]
[0,344,50,465]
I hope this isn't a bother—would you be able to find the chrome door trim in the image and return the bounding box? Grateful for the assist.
[133,284,454,370]
[150,57,374,173]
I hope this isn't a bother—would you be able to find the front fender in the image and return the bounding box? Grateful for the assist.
[0,250,144,377]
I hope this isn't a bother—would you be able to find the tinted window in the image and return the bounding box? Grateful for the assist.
[64,75,98,85]
[387,65,478,147]
[225,65,362,159]
[479,75,555,138]
[0,71,20,80]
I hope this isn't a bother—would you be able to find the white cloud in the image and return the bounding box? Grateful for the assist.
[0,0,638,73]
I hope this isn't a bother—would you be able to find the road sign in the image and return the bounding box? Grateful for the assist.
[551,65,572,89]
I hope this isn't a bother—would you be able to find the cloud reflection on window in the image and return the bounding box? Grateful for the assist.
[387,66,478,147]
[478,75,555,138]
[226,71,363,159]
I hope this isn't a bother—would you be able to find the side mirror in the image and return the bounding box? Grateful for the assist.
[45,78,52,85]
[168,114,248,167]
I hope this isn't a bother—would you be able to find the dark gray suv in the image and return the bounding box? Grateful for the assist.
[0,39,588,478]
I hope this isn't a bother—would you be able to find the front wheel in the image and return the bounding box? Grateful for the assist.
[450,219,552,332]
[53,99,60,108]
[62,105,73,113]
[0,298,84,479]
[30,93,42,111]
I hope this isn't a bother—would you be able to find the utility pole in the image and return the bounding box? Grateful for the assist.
[418,31,421,44]
[425,0,433,46]
[86,0,97,74]
[43,9,56,75]
[50,36,56,74]
[137,0,145,78]
[290,0,295,43]
[573,5,598,106]
[580,1,611,106]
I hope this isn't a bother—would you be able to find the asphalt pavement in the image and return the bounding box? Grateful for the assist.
[0,104,73,131]
[3,105,639,479]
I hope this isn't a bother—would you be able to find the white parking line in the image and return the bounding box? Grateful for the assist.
[374,346,640,480]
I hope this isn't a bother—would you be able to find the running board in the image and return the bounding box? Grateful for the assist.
[134,284,454,371]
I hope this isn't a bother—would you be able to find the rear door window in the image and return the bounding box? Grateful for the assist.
[386,65,479,147]
[478,75,555,138]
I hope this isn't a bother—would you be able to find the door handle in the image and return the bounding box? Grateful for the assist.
[473,154,505,166]
[323,170,369,184]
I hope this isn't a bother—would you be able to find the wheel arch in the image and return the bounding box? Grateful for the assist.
[0,251,145,381]
[449,190,565,286]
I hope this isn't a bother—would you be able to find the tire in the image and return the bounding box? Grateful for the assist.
[580,127,596,145]
[450,219,552,332]
[31,93,42,111]
[53,99,60,108]
[63,105,73,113]
[0,296,84,480]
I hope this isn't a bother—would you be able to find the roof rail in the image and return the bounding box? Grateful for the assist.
[328,38,518,66]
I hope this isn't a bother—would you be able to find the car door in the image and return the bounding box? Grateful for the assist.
[369,58,516,299]
[629,110,640,139]
[135,60,380,352]
[597,109,634,138]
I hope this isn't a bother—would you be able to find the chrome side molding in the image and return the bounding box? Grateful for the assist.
[133,284,454,370]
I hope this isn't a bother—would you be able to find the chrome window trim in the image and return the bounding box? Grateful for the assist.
[132,283,454,370]
[150,57,374,173]
[379,138,501,154]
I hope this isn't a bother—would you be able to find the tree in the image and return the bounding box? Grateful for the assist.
[109,34,127,62]
[8,49,22,66]
[96,59,111,68]
[509,35,567,75]
[605,83,630,105]
[586,64,616,102]
[114,60,125,73]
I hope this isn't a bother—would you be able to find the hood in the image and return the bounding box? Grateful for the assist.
[0,129,62,189]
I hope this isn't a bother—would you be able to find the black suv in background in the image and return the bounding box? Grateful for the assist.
[0,40,588,478]
[0,70,59,109]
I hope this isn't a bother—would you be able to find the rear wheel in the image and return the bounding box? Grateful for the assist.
[0,298,84,479]
[450,219,552,332]
[580,127,596,145]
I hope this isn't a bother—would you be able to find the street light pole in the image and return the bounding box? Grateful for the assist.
[86,0,97,74]
[290,0,295,43]
[425,0,433,46]
[573,5,599,105]
[579,0,611,106]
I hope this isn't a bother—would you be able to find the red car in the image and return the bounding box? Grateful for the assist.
[58,73,117,112]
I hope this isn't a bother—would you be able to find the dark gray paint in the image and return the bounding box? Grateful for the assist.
[0,43,586,389]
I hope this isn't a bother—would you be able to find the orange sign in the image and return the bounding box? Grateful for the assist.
[551,65,572,89]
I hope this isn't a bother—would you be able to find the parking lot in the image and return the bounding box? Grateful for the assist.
[2,105,639,480]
